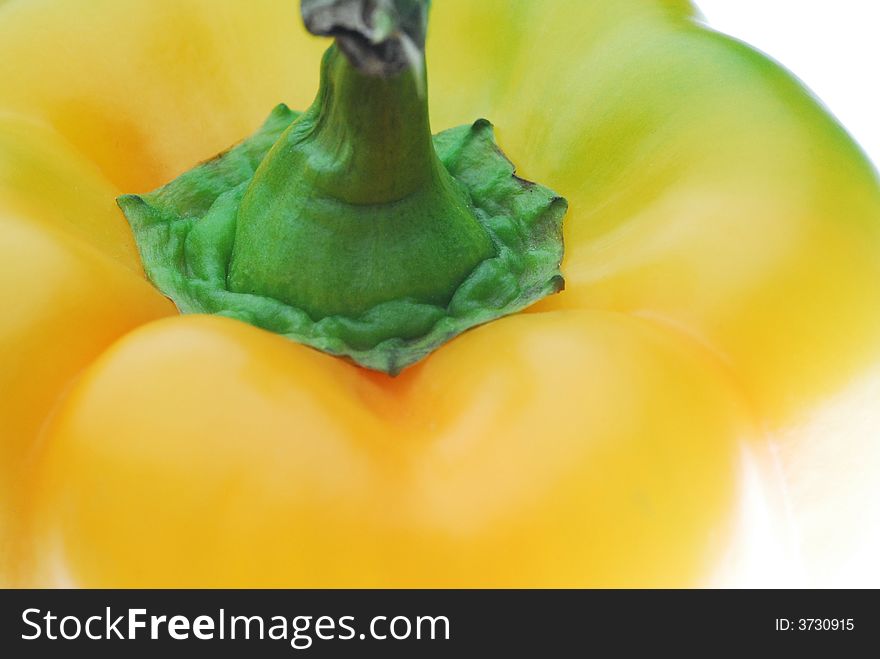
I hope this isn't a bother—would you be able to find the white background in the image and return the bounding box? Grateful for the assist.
[697,0,880,169]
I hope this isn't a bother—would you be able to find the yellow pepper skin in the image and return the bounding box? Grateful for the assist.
[25,313,745,587]
[2,0,879,586]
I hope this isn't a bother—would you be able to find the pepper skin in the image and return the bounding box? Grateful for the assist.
[1,0,879,587]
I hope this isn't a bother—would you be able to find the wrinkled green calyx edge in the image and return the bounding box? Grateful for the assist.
[119,105,566,375]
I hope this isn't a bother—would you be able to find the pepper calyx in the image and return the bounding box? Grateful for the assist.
[119,107,566,374]
[118,0,566,375]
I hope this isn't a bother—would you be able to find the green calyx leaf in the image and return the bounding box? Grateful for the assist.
[119,105,566,374]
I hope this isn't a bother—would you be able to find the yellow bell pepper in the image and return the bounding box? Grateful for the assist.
[1,0,879,587]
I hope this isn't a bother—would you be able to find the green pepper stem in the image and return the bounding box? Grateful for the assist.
[227,1,495,320]
[306,46,436,204]
[301,0,430,77]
